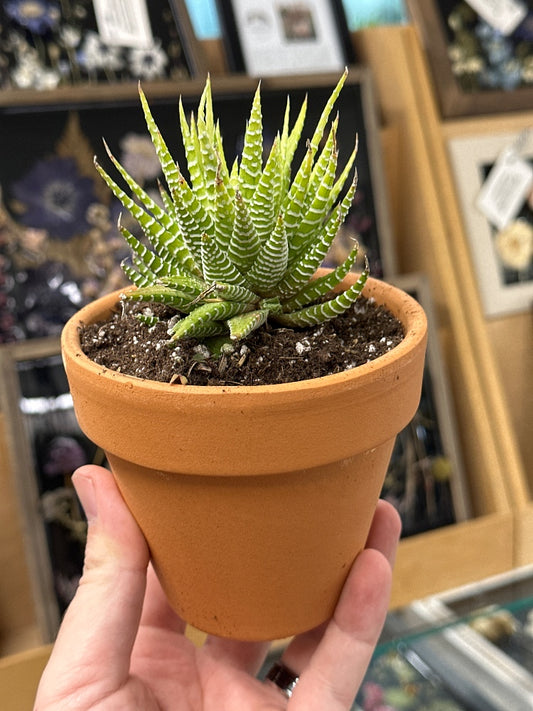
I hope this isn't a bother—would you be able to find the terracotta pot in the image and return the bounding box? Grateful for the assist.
[61,273,427,641]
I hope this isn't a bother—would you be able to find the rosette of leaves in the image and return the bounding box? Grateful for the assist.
[94,70,369,350]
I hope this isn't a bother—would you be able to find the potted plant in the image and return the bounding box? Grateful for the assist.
[61,71,427,641]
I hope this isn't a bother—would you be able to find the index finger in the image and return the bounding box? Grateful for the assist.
[283,500,401,709]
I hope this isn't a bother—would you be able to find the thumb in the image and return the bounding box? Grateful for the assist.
[35,465,150,708]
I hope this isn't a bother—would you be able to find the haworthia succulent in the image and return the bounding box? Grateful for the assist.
[96,71,370,351]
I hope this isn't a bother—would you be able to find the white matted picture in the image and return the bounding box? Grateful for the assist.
[216,0,354,76]
[447,130,533,318]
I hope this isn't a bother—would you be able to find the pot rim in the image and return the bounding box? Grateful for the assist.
[61,275,427,396]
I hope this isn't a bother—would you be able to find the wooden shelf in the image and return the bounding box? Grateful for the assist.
[354,25,529,605]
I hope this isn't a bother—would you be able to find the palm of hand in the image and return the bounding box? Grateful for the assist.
[113,626,285,710]
[35,467,399,711]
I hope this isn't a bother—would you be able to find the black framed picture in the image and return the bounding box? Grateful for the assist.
[0,337,107,641]
[216,0,355,76]
[380,273,470,538]
[0,68,395,343]
[407,0,533,118]
[0,0,206,95]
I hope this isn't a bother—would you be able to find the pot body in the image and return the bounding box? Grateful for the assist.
[61,274,427,640]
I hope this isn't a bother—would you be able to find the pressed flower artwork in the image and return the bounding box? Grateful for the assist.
[407,0,533,117]
[444,0,533,94]
[0,0,196,90]
[0,105,171,342]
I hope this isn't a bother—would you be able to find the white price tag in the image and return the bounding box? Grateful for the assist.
[93,0,154,49]
[465,0,527,35]
[476,147,533,230]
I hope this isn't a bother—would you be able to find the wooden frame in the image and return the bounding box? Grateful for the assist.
[0,338,105,642]
[0,68,396,343]
[407,0,533,118]
[216,0,355,75]
[0,0,206,105]
[447,128,533,318]
[385,273,470,537]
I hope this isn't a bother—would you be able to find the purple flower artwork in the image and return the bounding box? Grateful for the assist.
[0,108,165,342]
[11,157,97,239]
[5,0,61,35]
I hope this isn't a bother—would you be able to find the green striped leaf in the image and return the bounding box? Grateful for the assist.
[171,174,213,265]
[138,85,181,196]
[123,285,199,311]
[250,134,282,243]
[135,313,160,327]
[305,117,338,211]
[308,68,347,155]
[94,158,170,249]
[213,282,259,304]
[276,206,345,299]
[281,243,360,311]
[289,139,339,258]
[168,300,251,341]
[279,94,307,196]
[158,273,208,296]
[283,169,357,283]
[213,172,235,251]
[180,110,210,212]
[227,309,270,340]
[228,189,261,272]
[118,224,171,281]
[121,260,153,289]
[327,136,358,213]
[283,145,313,243]
[245,213,288,294]
[274,259,369,328]
[201,233,251,287]
[239,83,263,203]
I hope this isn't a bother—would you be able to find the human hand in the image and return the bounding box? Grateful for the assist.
[34,464,401,710]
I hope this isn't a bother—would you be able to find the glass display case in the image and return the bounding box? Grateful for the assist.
[355,565,533,710]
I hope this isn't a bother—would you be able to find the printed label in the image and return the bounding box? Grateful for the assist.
[465,0,527,35]
[93,0,154,49]
[476,147,533,230]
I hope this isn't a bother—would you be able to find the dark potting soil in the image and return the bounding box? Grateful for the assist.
[80,298,404,387]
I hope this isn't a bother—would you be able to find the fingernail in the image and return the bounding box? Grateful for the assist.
[73,470,98,522]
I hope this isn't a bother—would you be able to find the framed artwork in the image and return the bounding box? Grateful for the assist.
[407,0,533,118]
[0,68,396,343]
[447,129,533,318]
[341,0,407,30]
[0,0,206,96]
[216,0,355,76]
[382,273,470,538]
[0,337,106,641]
